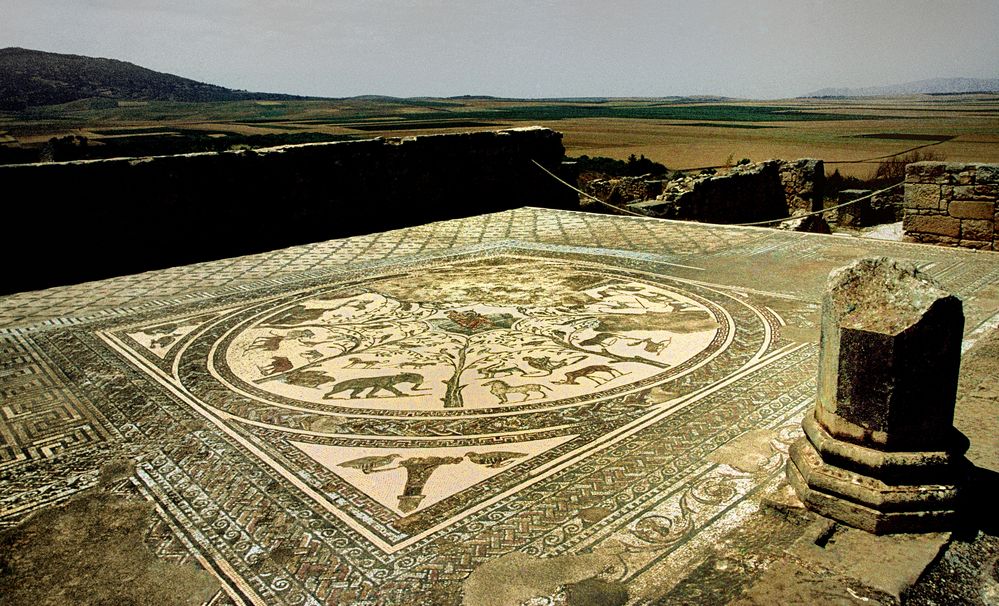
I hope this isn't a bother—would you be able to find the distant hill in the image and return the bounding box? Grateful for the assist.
[0,47,308,110]
[805,77,999,98]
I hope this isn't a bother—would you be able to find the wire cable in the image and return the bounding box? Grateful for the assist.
[532,158,906,228]
[531,159,649,217]
[733,181,904,226]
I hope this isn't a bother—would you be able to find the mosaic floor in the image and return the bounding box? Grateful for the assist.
[2,208,998,605]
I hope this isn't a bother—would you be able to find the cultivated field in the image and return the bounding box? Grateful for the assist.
[2,94,997,177]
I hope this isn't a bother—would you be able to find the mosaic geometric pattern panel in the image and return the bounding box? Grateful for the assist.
[0,334,111,467]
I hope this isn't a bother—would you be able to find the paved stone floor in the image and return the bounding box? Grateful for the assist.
[1,208,997,605]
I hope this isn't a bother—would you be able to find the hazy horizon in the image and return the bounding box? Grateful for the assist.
[3,0,998,100]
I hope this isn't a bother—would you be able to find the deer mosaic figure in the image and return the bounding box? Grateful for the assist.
[477,362,529,380]
[554,364,625,386]
[482,379,551,404]
[522,354,586,376]
[346,357,381,369]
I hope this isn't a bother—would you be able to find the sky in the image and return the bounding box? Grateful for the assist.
[3,0,999,99]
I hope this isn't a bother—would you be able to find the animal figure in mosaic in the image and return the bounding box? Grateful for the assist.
[522,354,586,376]
[322,372,429,399]
[300,350,323,362]
[482,379,551,404]
[343,298,373,311]
[338,454,401,474]
[400,361,436,369]
[634,337,672,354]
[346,357,381,369]
[246,333,284,353]
[279,369,334,388]
[263,305,328,327]
[245,329,316,354]
[258,356,294,376]
[555,364,625,386]
[142,323,180,337]
[477,363,529,380]
[141,323,178,336]
[578,331,673,358]
[578,332,621,348]
[465,451,526,468]
[149,335,177,349]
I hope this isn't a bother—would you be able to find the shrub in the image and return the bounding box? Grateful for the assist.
[569,154,669,177]
[825,169,867,196]
[869,150,943,187]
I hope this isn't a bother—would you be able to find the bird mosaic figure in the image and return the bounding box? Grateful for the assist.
[465,451,526,468]
[337,454,401,474]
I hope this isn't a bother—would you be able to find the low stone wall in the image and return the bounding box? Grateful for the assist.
[902,162,999,250]
[629,159,824,224]
[1,127,574,294]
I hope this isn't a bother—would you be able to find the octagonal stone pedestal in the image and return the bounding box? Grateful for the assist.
[787,258,969,534]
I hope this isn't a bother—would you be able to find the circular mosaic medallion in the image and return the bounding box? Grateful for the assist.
[176,255,773,437]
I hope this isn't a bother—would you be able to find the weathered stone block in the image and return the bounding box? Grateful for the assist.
[904,183,941,210]
[956,170,976,185]
[976,164,999,184]
[815,258,964,450]
[903,214,960,238]
[779,158,825,212]
[929,235,960,247]
[906,162,948,182]
[958,240,992,250]
[905,235,960,247]
[961,219,993,242]
[948,200,994,220]
[953,184,998,201]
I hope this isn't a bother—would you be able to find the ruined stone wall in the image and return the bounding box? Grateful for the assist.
[630,159,824,223]
[778,159,826,214]
[902,162,999,250]
[1,127,574,294]
[582,176,666,205]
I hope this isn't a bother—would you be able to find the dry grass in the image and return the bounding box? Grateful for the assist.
[551,99,999,178]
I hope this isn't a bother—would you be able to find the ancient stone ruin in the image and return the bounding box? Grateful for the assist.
[624,158,825,224]
[787,258,969,533]
[834,187,902,227]
[903,161,999,250]
[0,126,574,295]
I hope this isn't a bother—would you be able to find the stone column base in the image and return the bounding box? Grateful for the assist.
[786,412,968,534]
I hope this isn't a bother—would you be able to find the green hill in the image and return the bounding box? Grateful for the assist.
[0,47,308,110]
